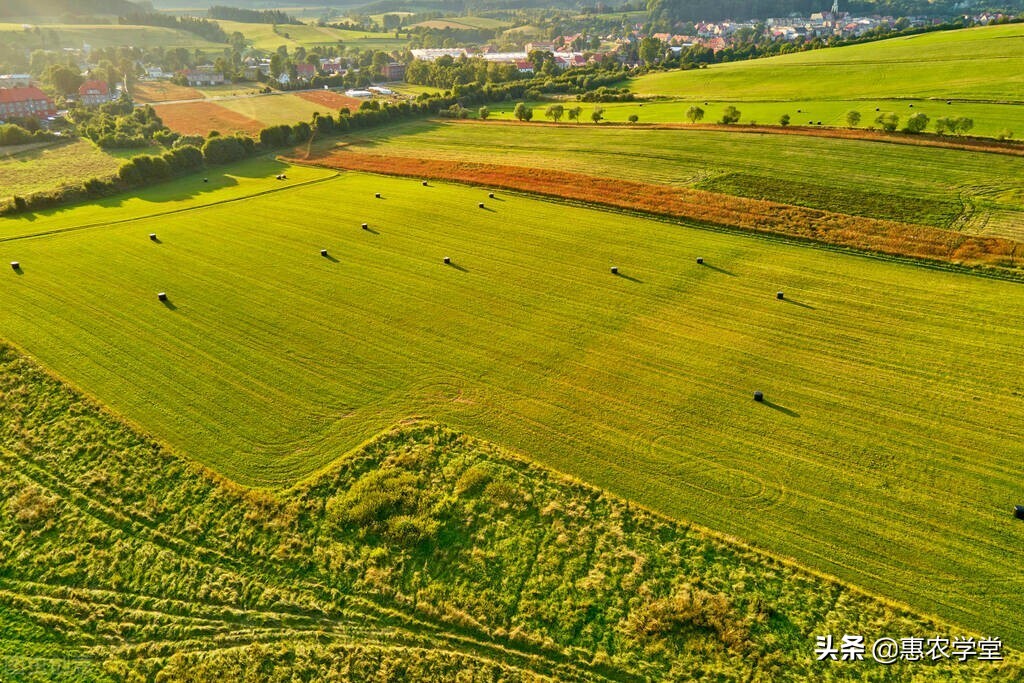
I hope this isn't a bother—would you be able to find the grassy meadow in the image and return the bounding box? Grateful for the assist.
[216,19,406,52]
[329,120,1024,240]
[0,22,225,49]
[0,165,1022,648]
[633,23,1024,103]
[4,350,1015,680]
[0,139,151,202]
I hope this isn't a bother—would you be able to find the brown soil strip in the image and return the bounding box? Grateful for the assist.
[286,149,1023,272]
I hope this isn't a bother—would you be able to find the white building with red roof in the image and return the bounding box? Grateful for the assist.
[78,80,114,106]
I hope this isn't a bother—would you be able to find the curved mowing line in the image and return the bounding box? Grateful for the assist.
[0,170,340,244]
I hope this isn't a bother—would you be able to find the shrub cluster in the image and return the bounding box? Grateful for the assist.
[0,123,60,147]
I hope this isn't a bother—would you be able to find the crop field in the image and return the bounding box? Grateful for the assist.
[3,355,1014,680]
[0,165,1022,648]
[411,16,512,30]
[153,100,264,135]
[130,80,203,104]
[0,22,225,49]
[0,139,146,201]
[486,98,1024,140]
[633,23,1024,103]
[326,120,1024,240]
[216,19,407,52]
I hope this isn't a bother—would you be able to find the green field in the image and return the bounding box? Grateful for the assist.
[633,23,1024,103]
[487,98,1024,140]
[332,120,1024,239]
[0,22,225,49]
[0,140,151,202]
[0,164,1022,648]
[217,19,406,52]
[4,353,1014,680]
[215,92,346,127]
[410,15,512,30]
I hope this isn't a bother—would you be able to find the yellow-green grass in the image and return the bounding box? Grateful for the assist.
[0,157,335,239]
[486,98,1024,140]
[0,22,225,49]
[213,92,345,127]
[194,84,266,99]
[217,19,406,51]
[632,23,1024,103]
[0,139,145,201]
[328,120,1024,239]
[0,167,1022,646]
[410,16,512,30]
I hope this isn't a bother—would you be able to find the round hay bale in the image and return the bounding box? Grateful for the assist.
[149,233,157,241]
[777,291,785,300]
[443,256,451,264]
[157,292,167,301]
[696,257,704,264]
[478,202,485,209]
[10,261,19,270]
[361,223,368,230]
[817,121,822,125]
[753,391,764,402]
[488,193,495,199]
[422,180,428,186]
[321,249,328,257]
[203,178,209,183]
[610,266,618,275]
[375,193,381,198]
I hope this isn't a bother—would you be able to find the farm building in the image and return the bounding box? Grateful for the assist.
[180,66,225,87]
[0,86,56,119]
[345,89,373,98]
[295,63,316,82]
[77,80,115,106]
[381,62,406,81]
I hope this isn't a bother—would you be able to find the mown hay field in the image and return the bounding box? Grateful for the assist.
[324,120,1024,240]
[631,23,1024,102]
[154,92,365,136]
[0,139,141,201]
[0,22,225,49]
[0,166,1021,646]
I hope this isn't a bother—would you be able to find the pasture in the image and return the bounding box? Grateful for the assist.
[632,23,1024,103]
[0,22,224,49]
[327,120,1024,240]
[216,19,406,52]
[0,166,1021,646]
[0,139,145,201]
[153,91,363,135]
[485,98,1024,140]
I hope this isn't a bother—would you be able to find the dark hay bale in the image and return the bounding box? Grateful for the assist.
[422,180,428,186]
[488,193,495,199]
[375,193,381,198]
[875,107,880,111]
[1015,505,1024,520]
[947,100,952,105]
[203,178,209,182]
[610,266,618,275]
[817,121,822,125]
[362,223,368,230]
[809,121,814,125]
[909,103,914,108]
[753,391,764,402]
[797,109,801,113]
[777,291,785,300]
[696,257,704,264]
[10,261,19,270]
[321,249,328,256]
[149,233,157,241]
[478,202,485,208]
[157,292,167,301]
[443,256,451,264]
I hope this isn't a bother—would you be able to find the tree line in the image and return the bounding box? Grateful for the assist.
[207,6,301,25]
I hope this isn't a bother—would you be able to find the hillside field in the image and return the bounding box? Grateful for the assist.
[216,19,406,52]
[0,22,225,49]
[0,164,1022,648]
[0,139,151,202]
[632,23,1024,103]
[325,120,1024,240]
[3,351,1016,680]
[153,91,367,136]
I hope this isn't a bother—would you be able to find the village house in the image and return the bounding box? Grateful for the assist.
[0,86,57,120]
[381,62,406,81]
[77,80,114,106]
[295,63,316,82]
[180,66,225,86]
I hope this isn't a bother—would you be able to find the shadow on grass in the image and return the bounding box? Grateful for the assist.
[12,265,23,275]
[446,261,469,272]
[701,262,736,276]
[784,298,816,310]
[762,399,799,417]
[362,225,380,235]
[161,297,177,311]
[323,253,339,263]
[615,272,643,283]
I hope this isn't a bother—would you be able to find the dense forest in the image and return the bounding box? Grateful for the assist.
[207,6,302,25]
[0,0,143,18]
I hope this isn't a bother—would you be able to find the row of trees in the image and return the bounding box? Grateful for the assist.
[118,12,228,43]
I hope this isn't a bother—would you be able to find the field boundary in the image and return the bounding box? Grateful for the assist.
[286,151,1024,281]
[0,166,340,244]
[452,119,1024,157]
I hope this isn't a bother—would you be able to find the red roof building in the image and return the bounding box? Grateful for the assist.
[295,63,316,80]
[0,86,56,119]
[78,80,112,106]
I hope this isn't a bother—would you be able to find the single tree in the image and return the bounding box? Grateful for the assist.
[953,117,973,135]
[686,105,704,123]
[904,112,929,133]
[628,114,639,123]
[545,104,565,123]
[720,105,741,124]
[875,112,899,133]
[845,110,861,128]
[478,106,490,120]
[638,37,664,66]
[513,102,533,122]
[934,117,952,135]
[567,106,583,123]
[779,113,790,127]
[591,106,604,124]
